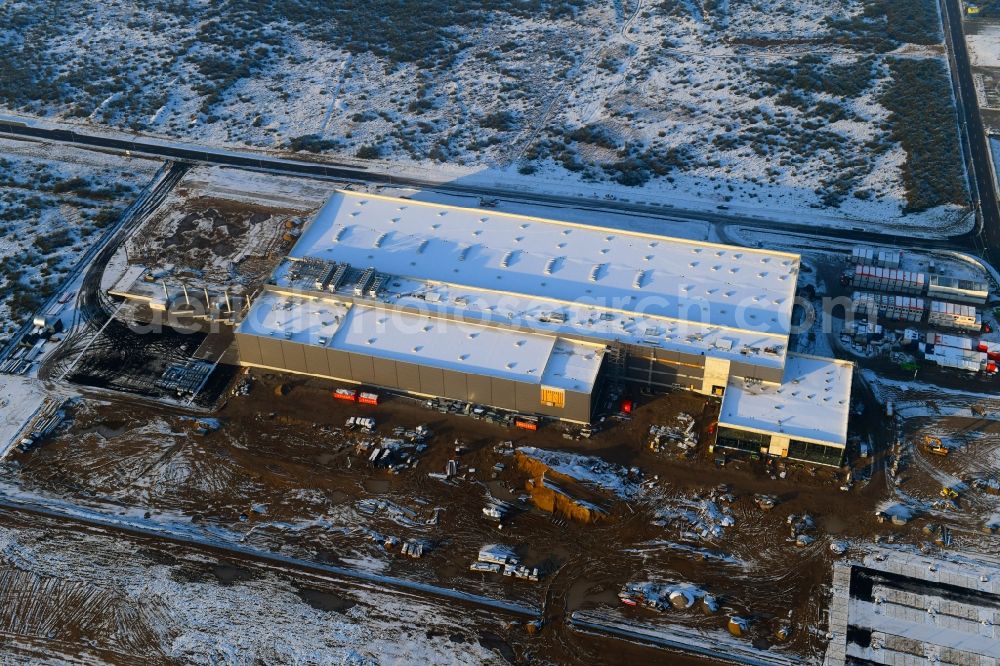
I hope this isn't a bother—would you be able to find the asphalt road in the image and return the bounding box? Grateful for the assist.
[0,119,992,263]
[942,0,1000,258]
[0,162,185,365]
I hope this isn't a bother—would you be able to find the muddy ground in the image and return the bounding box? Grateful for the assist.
[4,368,964,664]
[124,166,329,288]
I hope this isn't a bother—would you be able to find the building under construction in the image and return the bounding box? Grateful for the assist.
[234,191,854,464]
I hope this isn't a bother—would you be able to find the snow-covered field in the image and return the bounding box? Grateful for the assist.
[0,375,52,456]
[0,516,510,665]
[0,0,968,235]
[0,138,157,343]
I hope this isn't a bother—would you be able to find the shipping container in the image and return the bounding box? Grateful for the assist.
[514,415,539,431]
[333,388,357,401]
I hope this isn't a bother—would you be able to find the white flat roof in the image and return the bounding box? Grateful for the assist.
[290,192,799,336]
[268,266,788,369]
[331,304,557,384]
[239,291,604,391]
[541,338,606,393]
[237,291,349,344]
[718,354,853,446]
[389,277,788,368]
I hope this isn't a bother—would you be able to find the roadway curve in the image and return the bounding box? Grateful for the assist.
[0,119,993,264]
[941,0,1000,260]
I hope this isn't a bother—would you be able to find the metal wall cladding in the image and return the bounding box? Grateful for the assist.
[281,341,308,374]
[466,373,493,405]
[235,333,262,365]
[372,357,399,388]
[235,334,595,421]
[326,349,352,378]
[562,390,592,421]
[727,359,783,384]
[394,361,422,393]
[441,369,469,401]
[624,356,704,388]
[304,345,330,376]
[418,366,445,397]
[490,378,518,411]
[349,352,376,384]
[514,381,538,413]
[258,337,287,369]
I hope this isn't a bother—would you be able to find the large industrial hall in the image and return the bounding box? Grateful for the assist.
[234,191,854,465]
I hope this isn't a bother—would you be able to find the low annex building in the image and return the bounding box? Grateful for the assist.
[716,354,854,466]
[234,191,853,460]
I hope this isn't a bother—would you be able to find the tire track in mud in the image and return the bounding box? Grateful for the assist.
[0,500,541,619]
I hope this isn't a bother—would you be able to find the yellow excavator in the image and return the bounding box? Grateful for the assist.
[922,436,949,456]
[940,487,959,500]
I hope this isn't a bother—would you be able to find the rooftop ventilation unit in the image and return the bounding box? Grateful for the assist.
[374,232,389,248]
[544,257,561,275]
[333,226,348,241]
[500,250,515,268]
[315,263,338,291]
[367,273,387,298]
[354,267,377,297]
[589,263,604,282]
[714,338,734,351]
[328,263,350,292]
[633,269,647,289]
[458,245,472,261]
[417,239,430,254]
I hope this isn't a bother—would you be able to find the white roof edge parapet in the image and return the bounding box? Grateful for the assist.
[275,191,800,371]
[717,353,854,446]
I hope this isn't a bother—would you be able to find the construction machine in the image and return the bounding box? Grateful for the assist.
[922,436,949,456]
